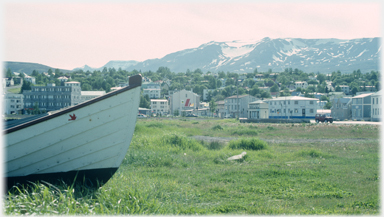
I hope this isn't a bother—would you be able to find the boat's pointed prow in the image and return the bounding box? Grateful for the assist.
[5,74,142,190]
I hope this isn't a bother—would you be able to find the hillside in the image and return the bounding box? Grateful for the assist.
[4,61,71,75]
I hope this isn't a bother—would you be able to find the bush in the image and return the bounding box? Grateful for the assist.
[231,129,258,136]
[212,125,223,130]
[160,133,204,151]
[229,138,268,151]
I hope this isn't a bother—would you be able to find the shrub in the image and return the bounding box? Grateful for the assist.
[231,129,258,136]
[160,133,204,151]
[229,138,268,151]
[212,125,224,130]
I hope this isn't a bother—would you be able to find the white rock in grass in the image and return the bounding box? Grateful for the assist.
[227,152,247,161]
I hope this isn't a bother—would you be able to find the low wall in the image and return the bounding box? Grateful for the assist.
[240,118,310,123]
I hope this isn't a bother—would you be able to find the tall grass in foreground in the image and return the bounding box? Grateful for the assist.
[4,119,380,215]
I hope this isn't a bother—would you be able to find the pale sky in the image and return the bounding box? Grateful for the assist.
[2,1,382,70]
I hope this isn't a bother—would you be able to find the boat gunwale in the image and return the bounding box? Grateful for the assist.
[4,74,142,134]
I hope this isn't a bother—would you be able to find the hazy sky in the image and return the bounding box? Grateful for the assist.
[3,1,382,70]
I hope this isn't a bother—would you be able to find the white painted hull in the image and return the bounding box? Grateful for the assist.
[4,75,141,187]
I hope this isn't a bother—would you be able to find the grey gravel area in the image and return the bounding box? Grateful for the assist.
[191,135,377,144]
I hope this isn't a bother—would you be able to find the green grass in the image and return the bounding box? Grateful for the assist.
[4,119,380,215]
[7,87,21,93]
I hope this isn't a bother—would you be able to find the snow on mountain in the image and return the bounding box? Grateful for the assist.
[76,37,380,74]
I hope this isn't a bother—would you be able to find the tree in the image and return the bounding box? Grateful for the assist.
[351,87,358,96]
[270,83,279,92]
[173,109,179,116]
[20,80,32,93]
[324,101,332,109]
[209,100,217,117]
[5,68,12,78]
[335,85,341,92]
[317,73,326,84]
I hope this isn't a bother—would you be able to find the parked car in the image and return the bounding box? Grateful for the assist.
[315,113,333,123]
[224,114,232,118]
[186,113,198,117]
[138,114,147,118]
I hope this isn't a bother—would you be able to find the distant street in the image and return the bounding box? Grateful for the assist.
[310,119,381,125]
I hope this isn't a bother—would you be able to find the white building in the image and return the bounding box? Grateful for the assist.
[169,89,200,116]
[80,91,106,103]
[58,76,69,83]
[339,85,350,94]
[224,94,258,118]
[264,96,318,119]
[3,93,24,114]
[203,89,215,101]
[150,99,169,116]
[24,74,36,84]
[295,81,308,90]
[248,100,269,119]
[371,90,382,122]
[143,88,161,99]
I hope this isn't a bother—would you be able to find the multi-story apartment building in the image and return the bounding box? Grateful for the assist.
[169,89,200,116]
[3,93,24,114]
[23,81,82,112]
[143,88,161,99]
[264,96,318,119]
[150,99,169,115]
[371,90,382,122]
[351,93,373,121]
[224,94,257,118]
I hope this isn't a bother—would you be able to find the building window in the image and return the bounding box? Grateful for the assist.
[310,109,314,113]
[310,101,314,105]
[294,101,298,105]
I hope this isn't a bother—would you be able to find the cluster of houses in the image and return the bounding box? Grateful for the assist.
[2,73,106,114]
[2,73,382,122]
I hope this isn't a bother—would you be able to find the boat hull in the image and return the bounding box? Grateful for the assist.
[4,75,142,189]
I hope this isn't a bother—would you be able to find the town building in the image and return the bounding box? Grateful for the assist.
[150,99,169,116]
[248,100,269,119]
[3,93,24,114]
[57,76,69,83]
[203,89,215,101]
[24,74,36,84]
[351,93,373,121]
[23,81,81,112]
[216,100,225,118]
[331,97,352,120]
[264,96,318,119]
[294,81,308,90]
[339,85,350,94]
[169,89,200,116]
[80,91,106,103]
[224,94,258,118]
[371,90,382,122]
[143,88,161,99]
[5,78,14,87]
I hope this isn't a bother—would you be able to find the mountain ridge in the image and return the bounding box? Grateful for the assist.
[4,37,380,74]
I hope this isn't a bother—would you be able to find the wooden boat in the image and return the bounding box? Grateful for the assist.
[4,74,142,189]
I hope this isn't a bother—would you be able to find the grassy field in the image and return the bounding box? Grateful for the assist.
[4,118,380,214]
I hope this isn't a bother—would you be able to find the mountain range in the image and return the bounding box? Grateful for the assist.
[5,37,381,75]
